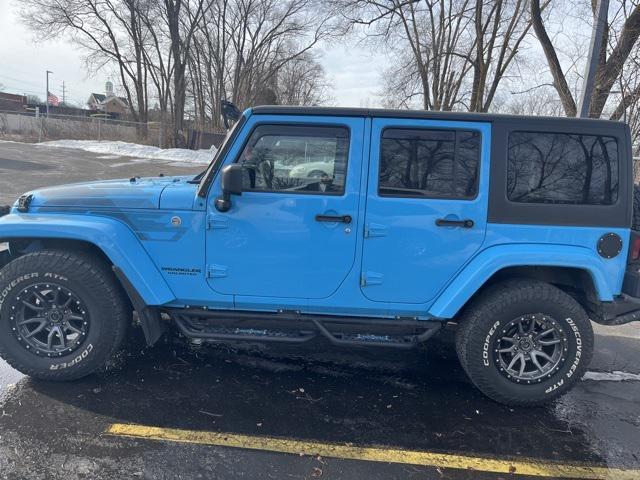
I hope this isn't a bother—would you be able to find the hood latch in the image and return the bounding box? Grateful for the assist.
[17,194,33,213]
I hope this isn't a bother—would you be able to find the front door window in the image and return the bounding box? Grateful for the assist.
[238,125,349,195]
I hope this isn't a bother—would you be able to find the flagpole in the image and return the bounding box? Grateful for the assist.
[46,70,52,117]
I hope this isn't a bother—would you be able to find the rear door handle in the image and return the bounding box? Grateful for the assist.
[315,214,352,224]
[435,218,474,228]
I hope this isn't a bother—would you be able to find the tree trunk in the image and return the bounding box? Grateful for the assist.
[531,0,577,116]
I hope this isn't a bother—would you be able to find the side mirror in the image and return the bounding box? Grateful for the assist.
[215,164,244,212]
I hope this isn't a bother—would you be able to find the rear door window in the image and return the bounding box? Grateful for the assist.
[378,128,480,199]
[507,132,618,205]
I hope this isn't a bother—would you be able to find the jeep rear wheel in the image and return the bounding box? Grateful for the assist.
[0,250,129,380]
[455,280,593,406]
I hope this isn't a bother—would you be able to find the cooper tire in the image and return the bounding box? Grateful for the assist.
[455,279,593,406]
[0,249,129,381]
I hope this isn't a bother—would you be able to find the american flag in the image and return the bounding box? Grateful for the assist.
[47,91,60,106]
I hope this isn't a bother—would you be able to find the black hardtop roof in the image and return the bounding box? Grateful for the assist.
[251,105,624,128]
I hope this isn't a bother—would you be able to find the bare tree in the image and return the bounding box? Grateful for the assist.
[493,85,565,116]
[531,0,640,118]
[188,0,336,128]
[227,0,334,107]
[468,0,534,112]
[20,0,334,145]
[138,3,175,145]
[275,52,333,105]
[346,0,474,110]
[337,0,532,112]
[161,0,212,143]
[20,0,153,136]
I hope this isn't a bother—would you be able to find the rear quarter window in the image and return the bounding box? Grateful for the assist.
[507,131,619,205]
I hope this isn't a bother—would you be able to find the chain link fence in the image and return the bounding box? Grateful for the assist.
[0,110,225,149]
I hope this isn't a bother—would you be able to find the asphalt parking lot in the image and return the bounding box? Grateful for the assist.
[0,140,640,480]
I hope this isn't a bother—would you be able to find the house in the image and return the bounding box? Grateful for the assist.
[0,92,27,112]
[87,81,130,116]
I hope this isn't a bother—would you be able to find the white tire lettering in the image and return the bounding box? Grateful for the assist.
[0,273,39,308]
[545,378,564,394]
[565,317,582,379]
[545,317,583,393]
[48,344,93,370]
[483,320,501,367]
[44,273,68,281]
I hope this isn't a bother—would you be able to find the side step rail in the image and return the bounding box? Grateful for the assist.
[174,314,317,344]
[307,318,439,348]
[167,308,443,349]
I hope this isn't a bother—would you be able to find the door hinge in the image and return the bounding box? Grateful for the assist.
[207,264,228,278]
[364,223,387,238]
[207,214,228,230]
[361,271,384,287]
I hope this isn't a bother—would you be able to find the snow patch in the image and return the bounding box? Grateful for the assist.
[583,370,640,382]
[39,139,217,165]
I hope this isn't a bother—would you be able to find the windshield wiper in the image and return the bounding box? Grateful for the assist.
[188,171,206,184]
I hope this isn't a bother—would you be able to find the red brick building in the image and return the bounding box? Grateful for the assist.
[0,92,27,112]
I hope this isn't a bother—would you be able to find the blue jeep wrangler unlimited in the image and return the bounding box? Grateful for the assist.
[0,106,638,406]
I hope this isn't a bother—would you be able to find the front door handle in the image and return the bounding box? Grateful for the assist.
[315,214,352,224]
[435,218,474,228]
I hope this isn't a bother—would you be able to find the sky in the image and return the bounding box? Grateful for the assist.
[0,0,387,108]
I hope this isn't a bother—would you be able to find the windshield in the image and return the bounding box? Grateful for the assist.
[195,114,246,197]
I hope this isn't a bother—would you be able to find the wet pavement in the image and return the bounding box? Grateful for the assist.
[0,140,639,479]
[1,331,640,479]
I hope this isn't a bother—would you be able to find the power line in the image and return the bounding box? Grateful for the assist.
[0,73,43,90]
[2,64,47,78]
[0,83,45,97]
[0,74,81,102]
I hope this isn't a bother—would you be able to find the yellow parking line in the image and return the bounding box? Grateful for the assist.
[106,423,640,479]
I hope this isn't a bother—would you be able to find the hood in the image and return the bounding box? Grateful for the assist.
[24,176,191,210]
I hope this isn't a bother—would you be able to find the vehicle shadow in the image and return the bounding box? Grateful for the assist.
[7,329,605,467]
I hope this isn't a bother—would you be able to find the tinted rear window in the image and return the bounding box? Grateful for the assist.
[379,128,480,199]
[507,131,618,205]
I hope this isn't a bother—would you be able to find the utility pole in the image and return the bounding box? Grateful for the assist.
[61,81,66,104]
[45,70,53,117]
[578,0,609,118]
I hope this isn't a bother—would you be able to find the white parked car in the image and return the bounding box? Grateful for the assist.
[288,161,334,179]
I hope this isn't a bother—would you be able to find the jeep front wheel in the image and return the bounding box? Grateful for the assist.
[0,249,129,380]
[455,279,593,406]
